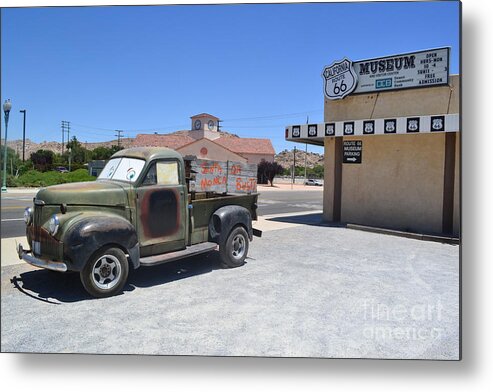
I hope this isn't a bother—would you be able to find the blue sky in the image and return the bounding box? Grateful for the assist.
[1,1,460,154]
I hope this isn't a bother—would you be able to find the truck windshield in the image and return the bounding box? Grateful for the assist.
[97,157,146,183]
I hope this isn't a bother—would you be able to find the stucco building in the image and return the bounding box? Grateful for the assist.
[286,48,460,237]
[132,113,275,165]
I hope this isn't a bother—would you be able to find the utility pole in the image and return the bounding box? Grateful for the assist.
[115,130,123,147]
[304,116,308,182]
[61,120,70,155]
[61,121,66,154]
[19,109,26,161]
[304,143,308,182]
[292,146,297,188]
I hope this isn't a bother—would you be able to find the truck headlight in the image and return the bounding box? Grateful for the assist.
[24,207,33,225]
[48,215,60,236]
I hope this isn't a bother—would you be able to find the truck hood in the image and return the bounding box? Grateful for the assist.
[35,180,129,207]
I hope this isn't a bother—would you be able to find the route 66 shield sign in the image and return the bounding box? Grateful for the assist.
[322,58,358,100]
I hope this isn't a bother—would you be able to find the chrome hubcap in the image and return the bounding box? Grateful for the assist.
[232,234,246,259]
[92,254,121,290]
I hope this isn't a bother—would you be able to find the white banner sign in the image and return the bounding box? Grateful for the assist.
[353,47,450,94]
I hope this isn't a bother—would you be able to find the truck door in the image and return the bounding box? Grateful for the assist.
[136,159,187,256]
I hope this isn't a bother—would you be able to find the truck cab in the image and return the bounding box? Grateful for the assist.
[18,147,261,297]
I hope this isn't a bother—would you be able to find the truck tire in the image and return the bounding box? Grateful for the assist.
[80,247,129,298]
[219,225,249,268]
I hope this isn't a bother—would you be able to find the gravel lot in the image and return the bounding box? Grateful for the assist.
[1,224,459,359]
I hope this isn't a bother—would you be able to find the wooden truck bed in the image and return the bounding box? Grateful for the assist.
[184,158,259,245]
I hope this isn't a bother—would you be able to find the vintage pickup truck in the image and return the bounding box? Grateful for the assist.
[17,147,261,297]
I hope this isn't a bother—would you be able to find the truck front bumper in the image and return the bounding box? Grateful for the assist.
[17,243,68,272]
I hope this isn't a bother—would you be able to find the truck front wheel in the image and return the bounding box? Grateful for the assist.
[219,225,249,268]
[80,247,129,298]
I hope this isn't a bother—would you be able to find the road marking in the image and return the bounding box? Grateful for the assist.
[1,218,24,222]
[1,197,34,201]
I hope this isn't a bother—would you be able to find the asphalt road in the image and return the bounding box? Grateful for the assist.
[1,189,323,239]
[256,189,323,216]
[1,194,34,239]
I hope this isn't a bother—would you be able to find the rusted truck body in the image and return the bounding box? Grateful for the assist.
[18,147,261,297]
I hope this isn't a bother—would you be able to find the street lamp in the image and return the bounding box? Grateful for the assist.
[20,109,26,162]
[2,99,12,192]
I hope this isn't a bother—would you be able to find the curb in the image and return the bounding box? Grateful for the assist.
[346,224,460,245]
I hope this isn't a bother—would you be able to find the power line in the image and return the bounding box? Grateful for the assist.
[70,122,189,133]
[221,109,322,122]
[68,109,322,134]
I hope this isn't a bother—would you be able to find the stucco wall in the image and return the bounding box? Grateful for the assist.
[340,134,445,234]
[323,75,460,235]
[454,133,460,236]
[177,139,247,163]
[324,75,459,121]
[323,138,336,221]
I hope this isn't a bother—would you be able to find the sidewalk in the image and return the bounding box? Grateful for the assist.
[257,183,323,192]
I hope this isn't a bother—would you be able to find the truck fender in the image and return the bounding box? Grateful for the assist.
[62,216,140,271]
[208,205,253,245]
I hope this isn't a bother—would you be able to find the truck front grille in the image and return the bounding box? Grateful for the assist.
[33,204,42,242]
[30,204,62,260]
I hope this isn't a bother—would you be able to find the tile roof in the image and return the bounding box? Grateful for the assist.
[214,137,275,155]
[132,133,195,150]
[132,132,275,156]
[190,113,220,120]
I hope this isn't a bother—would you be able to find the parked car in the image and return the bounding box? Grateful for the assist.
[54,166,69,173]
[304,179,323,186]
[18,147,261,298]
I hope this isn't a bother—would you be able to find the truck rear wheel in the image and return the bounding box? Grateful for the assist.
[219,225,249,268]
[80,247,129,298]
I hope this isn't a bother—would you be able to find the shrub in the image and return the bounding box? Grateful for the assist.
[10,169,96,187]
[65,169,96,183]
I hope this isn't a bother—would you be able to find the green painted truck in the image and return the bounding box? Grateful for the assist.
[17,147,261,297]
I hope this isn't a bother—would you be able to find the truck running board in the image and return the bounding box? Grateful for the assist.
[139,242,218,267]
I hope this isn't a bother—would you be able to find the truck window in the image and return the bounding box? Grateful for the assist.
[98,157,145,183]
[142,161,179,186]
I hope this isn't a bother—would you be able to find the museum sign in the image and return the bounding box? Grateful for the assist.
[322,47,450,100]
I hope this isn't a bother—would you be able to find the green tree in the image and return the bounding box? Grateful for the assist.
[65,136,92,164]
[91,145,123,160]
[30,149,54,172]
[0,146,22,175]
[109,145,124,155]
[311,164,324,178]
[257,160,284,186]
[91,146,112,160]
